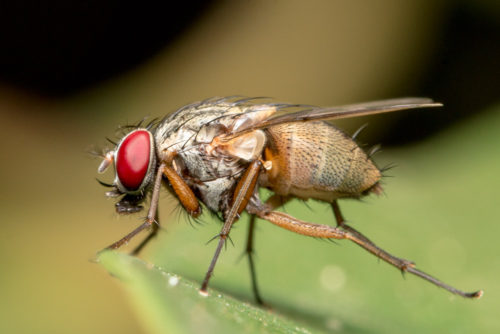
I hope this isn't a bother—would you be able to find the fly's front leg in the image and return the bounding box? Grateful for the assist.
[104,157,201,254]
[200,160,262,294]
[248,200,482,299]
[131,208,160,255]
[103,163,166,251]
[163,165,201,217]
[129,159,202,254]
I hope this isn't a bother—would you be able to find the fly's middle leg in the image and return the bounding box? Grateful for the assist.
[245,214,265,305]
[200,160,262,294]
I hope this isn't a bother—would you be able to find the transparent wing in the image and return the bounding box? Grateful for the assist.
[229,98,442,135]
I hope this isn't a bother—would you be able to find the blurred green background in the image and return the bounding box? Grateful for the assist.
[0,1,498,333]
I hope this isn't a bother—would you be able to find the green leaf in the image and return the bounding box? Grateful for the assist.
[98,251,322,334]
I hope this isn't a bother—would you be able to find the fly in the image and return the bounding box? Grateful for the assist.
[96,96,483,303]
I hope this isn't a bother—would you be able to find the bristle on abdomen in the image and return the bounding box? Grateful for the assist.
[366,182,383,196]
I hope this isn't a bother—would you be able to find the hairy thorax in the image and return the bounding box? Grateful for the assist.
[154,102,250,214]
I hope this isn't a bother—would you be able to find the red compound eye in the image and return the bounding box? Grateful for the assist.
[115,130,153,191]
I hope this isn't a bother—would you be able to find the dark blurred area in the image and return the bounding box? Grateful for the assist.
[0,1,214,95]
[0,2,498,145]
[388,5,500,145]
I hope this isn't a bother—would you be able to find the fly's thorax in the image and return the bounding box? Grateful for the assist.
[154,98,278,158]
[154,101,250,159]
[261,121,381,201]
[157,131,245,213]
[153,100,264,212]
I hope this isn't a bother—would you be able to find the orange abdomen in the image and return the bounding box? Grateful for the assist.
[261,121,381,202]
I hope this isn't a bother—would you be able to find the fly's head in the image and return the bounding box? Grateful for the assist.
[97,129,157,214]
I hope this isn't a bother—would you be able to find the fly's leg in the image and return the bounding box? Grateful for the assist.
[104,156,200,253]
[163,165,201,217]
[330,201,481,298]
[200,160,262,294]
[102,163,165,251]
[244,194,290,305]
[332,201,420,271]
[129,159,202,254]
[131,208,160,255]
[332,200,378,252]
[265,194,292,210]
[248,201,482,299]
[332,200,416,272]
[245,214,265,305]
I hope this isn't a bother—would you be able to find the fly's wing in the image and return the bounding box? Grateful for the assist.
[229,98,442,135]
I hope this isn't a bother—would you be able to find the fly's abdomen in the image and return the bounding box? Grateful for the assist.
[261,121,381,201]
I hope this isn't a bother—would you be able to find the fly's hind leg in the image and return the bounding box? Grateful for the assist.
[331,200,415,271]
[332,200,393,259]
[248,200,482,299]
[330,201,481,298]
